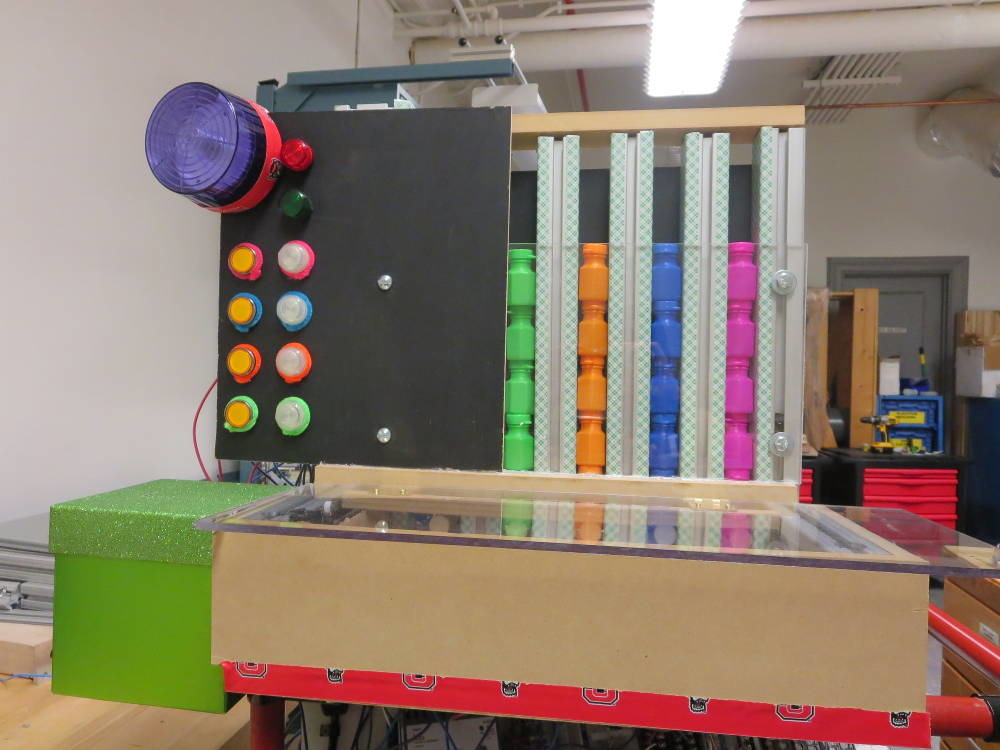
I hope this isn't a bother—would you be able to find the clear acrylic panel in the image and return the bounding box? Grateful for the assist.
[195,482,1000,577]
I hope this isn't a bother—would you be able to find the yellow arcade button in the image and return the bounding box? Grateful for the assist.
[228,295,257,326]
[227,346,255,377]
[225,400,253,429]
[229,245,258,275]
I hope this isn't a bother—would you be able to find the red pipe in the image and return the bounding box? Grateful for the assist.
[250,695,285,750]
[927,695,995,738]
[929,604,1000,680]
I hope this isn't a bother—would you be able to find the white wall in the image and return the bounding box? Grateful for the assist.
[806,107,1000,307]
[0,0,406,520]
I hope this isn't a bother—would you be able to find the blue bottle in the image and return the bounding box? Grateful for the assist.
[650,415,680,477]
[650,243,682,477]
[650,360,680,418]
[651,301,682,360]
[652,243,682,302]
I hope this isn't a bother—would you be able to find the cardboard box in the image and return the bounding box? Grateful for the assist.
[958,311,1000,347]
[944,580,1000,652]
[211,521,928,713]
[956,347,1000,398]
[953,574,1000,616]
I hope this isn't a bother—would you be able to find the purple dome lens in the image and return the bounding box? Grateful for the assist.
[145,82,268,209]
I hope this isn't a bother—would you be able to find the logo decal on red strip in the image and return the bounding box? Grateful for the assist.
[402,674,437,691]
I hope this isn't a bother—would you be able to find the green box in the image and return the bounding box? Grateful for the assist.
[50,479,275,712]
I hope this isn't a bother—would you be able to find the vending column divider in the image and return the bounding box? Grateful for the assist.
[606,133,629,476]
[559,136,581,474]
[630,131,654,476]
[533,136,555,472]
[706,134,731,479]
[752,127,779,481]
[782,127,807,483]
[679,133,703,478]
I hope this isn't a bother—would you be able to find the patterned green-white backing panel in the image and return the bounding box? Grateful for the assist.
[606,133,628,476]
[559,136,580,474]
[707,134,730,479]
[630,130,654,476]
[534,137,554,471]
[679,133,703,478]
[753,127,778,480]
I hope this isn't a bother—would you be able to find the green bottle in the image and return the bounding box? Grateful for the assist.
[504,247,536,471]
[503,413,534,471]
[502,498,534,537]
[507,247,536,307]
[505,364,535,416]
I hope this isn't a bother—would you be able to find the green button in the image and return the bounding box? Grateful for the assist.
[280,189,312,219]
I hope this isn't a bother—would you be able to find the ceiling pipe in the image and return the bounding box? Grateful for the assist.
[396,8,649,38]
[742,0,1000,17]
[395,0,647,20]
[412,5,1000,69]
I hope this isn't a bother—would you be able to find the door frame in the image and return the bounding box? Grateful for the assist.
[827,255,969,450]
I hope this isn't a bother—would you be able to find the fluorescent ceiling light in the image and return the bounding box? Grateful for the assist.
[645,0,746,97]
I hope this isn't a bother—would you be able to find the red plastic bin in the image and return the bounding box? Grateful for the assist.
[863,468,958,498]
[862,495,958,515]
[799,469,813,503]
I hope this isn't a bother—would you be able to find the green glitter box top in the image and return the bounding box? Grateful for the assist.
[49,479,276,566]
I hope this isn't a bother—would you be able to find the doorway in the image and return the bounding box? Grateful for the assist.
[828,256,969,450]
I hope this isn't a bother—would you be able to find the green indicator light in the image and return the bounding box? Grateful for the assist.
[280,189,313,219]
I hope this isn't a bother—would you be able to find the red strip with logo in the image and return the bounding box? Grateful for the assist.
[222,662,929,747]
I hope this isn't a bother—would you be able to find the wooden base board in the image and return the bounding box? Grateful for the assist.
[211,530,927,713]
[0,623,51,675]
[315,464,799,504]
[0,677,248,750]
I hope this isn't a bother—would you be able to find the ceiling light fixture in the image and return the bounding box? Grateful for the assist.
[645,0,746,98]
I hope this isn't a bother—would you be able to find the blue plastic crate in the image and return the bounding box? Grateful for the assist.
[877,395,943,427]
[877,395,945,451]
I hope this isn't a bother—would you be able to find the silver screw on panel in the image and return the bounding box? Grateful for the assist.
[376,427,392,444]
[771,432,792,457]
[377,274,393,291]
[772,270,797,296]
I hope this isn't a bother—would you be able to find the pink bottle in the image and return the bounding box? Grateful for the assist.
[728,243,758,302]
[725,242,757,481]
[727,302,755,359]
[724,359,754,481]
[721,512,752,549]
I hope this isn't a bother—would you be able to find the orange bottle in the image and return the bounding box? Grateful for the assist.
[574,500,605,542]
[577,243,608,476]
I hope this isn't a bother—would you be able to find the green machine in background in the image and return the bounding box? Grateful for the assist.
[49,480,275,712]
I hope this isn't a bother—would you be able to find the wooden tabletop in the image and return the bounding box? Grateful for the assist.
[0,675,249,749]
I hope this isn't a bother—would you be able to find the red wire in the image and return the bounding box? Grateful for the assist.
[193,378,219,482]
[217,459,224,482]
